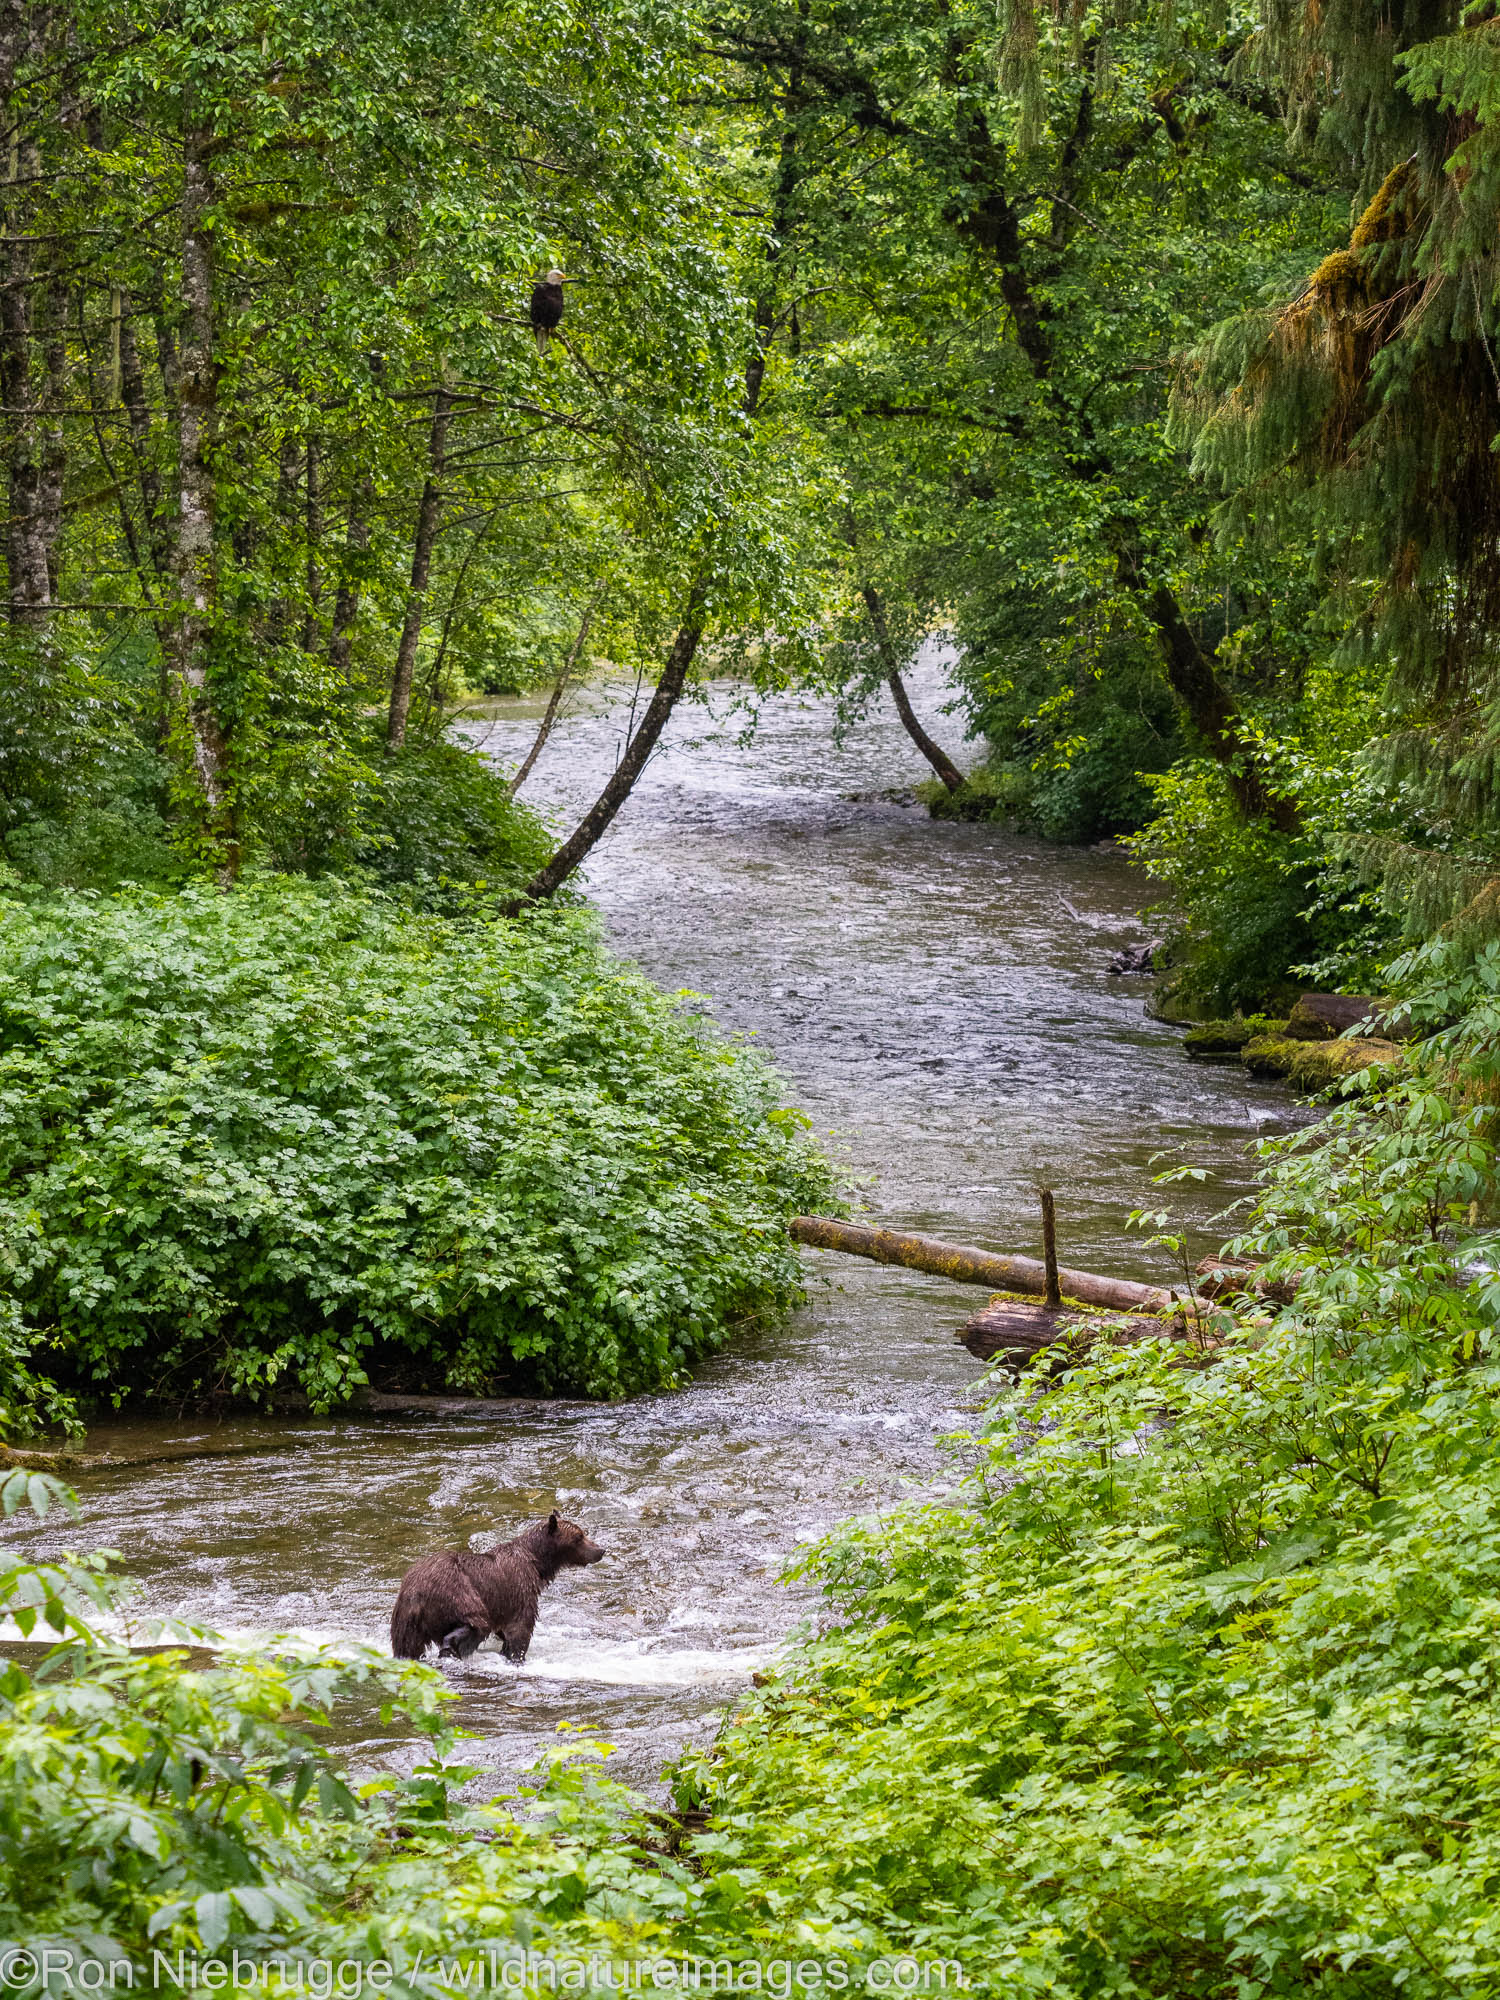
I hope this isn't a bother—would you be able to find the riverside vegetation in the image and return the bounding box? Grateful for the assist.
[7,0,1500,1995]
[8,946,1500,1996]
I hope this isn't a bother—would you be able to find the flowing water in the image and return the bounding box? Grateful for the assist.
[3,649,1299,1793]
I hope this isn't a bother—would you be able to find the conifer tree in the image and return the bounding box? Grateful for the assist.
[1186,1,1500,927]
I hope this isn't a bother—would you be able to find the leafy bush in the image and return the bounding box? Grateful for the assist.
[0,629,550,909]
[0,879,835,1410]
[0,632,189,894]
[0,1297,78,1440]
[252,732,557,912]
[1129,754,1398,1013]
[950,596,1184,843]
[658,1013,1500,1994]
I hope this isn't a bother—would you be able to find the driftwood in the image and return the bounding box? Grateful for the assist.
[960,1299,1180,1365]
[789,1215,1178,1313]
[1194,1253,1300,1304]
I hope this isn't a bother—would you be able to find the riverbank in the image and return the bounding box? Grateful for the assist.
[5,1009,1491,1997]
[0,654,1308,1798]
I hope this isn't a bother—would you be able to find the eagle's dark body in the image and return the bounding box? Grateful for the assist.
[530,271,565,353]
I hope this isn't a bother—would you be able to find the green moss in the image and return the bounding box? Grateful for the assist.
[916,769,1016,822]
[1183,1015,1289,1055]
[1240,1034,1403,1092]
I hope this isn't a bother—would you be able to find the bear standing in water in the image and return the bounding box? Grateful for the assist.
[390,1512,604,1662]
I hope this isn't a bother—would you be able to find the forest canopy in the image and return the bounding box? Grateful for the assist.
[7,0,1499,1003]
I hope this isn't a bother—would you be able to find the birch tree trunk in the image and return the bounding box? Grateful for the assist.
[506,585,707,909]
[506,587,601,798]
[386,387,452,749]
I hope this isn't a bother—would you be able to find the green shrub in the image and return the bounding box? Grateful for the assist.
[252,733,556,912]
[0,879,835,1409]
[951,605,1183,843]
[659,1017,1500,1995]
[1129,756,1396,1013]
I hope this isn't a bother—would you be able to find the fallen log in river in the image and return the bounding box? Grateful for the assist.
[788,1215,1178,1314]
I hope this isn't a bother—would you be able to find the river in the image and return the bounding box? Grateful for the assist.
[4,650,1298,1792]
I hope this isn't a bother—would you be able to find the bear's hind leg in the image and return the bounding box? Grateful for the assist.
[439,1624,483,1660]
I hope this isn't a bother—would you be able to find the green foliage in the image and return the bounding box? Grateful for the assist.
[1128,758,1360,1010]
[958,618,1183,841]
[0,880,836,1410]
[1178,2,1500,932]
[1129,687,1405,1010]
[0,1297,79,1441]
[654,1025,1500,1994]
[0,0,800,872]
[0,632,186,894]
[721,0,1348,845]
[252,732,557,912]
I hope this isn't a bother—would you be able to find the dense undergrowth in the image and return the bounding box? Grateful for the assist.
[6,954,1500,1996]
[0,877,834,1416]
[650,947,1500,1994]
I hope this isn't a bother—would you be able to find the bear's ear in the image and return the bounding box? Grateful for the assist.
[547,1510,559,1534]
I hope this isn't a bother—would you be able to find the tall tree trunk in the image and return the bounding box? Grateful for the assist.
[263,430,300,646]
[861,584,964,791]
[328,472,370,679]
[165,119,230,824]
[387,387,451,750]
[37,270,67,599]
[505,585,707,911]
[1,2,50,625]
[947,89,1300,831]
[119,299,170,582]
[507,588,602,799]
[1138,579,1299,833]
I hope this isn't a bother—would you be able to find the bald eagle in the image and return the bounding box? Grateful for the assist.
[530,269,566,354]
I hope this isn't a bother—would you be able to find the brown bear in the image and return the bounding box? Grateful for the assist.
[389,1512,604,1663]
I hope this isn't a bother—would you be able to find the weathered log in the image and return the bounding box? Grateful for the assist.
[960,1301,1076,1363]
[789,1215,1178,1313]
[960,1300,1178,1364]
[1194,1254,1300,1304]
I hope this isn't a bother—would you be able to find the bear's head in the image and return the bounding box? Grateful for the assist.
[545,1510,605,1565]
